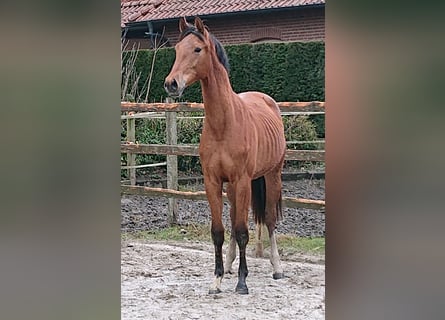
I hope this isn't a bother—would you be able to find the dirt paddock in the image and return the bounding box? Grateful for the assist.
[121,239,325,319]
[121,179,325,237]
[121,178,325,319]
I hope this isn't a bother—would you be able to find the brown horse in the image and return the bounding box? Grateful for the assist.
[164,17,286,295]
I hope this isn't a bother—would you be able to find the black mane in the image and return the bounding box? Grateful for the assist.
[211,34,230,74]
[179,25,230,74]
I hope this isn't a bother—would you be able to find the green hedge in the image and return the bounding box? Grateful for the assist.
[121,42,325,175]
[125,41,325,103]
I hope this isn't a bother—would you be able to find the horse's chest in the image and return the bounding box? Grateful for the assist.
[199,143,253,177]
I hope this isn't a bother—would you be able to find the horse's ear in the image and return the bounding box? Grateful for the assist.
[179,17,188,32]
[194,17,206,35]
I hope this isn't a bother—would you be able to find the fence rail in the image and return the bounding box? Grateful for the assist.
[121,101,325,113]
[121,185,325,210]
[120,143,325,162]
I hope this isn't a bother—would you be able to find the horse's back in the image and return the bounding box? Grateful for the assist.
[237,91,283,135]
[238,91,281,117]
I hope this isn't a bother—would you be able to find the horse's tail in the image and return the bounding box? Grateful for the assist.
[251,176,267,225]
[251,176,283,225]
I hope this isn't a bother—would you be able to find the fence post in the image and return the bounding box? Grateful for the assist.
[165,97,178,225]
[126,116,136,186]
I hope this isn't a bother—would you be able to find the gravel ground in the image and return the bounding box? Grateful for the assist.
[121,179,325,237]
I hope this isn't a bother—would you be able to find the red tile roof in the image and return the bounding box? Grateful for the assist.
[121,0,325,27]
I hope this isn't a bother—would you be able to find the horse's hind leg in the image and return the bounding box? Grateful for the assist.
[225,235,237,274]
[255,223,264,258]
[224,184,236,274]
[265,171,284,279]
[268,225,284,279]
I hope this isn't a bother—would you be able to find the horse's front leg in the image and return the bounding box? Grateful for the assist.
[204,177,224,294]
[234,175,252,294]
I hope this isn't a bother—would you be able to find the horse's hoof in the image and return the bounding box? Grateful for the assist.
[273,272,284,280]
[235,285,249,295]
[208,288,222,294]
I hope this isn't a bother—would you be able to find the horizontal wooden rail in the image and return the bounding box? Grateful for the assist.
[121,101,325,113]
[120,162,167,170]
[284,149,325,162]
[121,185,325,210]
[121,112,325,120]
[121,143,198,156]
[121,143,324,162]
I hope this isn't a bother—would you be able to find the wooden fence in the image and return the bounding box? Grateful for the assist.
[121,101,325,224]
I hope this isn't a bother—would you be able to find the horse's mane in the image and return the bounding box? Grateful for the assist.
[178,25,230,74]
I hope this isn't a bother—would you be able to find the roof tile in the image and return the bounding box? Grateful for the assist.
[121,0,325,27]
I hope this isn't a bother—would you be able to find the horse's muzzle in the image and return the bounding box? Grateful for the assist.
[164,78,182,97]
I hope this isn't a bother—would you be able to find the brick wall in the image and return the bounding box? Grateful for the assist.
[124,6,324,50]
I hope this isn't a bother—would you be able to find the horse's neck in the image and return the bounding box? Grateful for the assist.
[200,63,236,138]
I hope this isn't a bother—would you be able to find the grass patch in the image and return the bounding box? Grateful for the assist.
[121,224,216,242]
[122,224,324,255]
[277,234,325,254]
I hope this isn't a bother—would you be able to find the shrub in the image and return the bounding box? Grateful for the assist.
[122,41,325,103]
[121,41,325,175]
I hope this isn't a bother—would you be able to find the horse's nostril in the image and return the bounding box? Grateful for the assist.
[171,79,178,91]
[164,79,179,93]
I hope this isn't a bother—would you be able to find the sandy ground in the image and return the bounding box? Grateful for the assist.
[121,177,325,319]
[121,239,325,320]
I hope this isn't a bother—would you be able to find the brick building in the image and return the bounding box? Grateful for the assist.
[121,0,325,50]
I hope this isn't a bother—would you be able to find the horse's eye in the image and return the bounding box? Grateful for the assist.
[194,47,202,53]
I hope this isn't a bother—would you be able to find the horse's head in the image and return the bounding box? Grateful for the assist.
[164,17,211,97]
[164,17,229,98]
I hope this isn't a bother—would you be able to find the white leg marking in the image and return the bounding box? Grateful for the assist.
[255,223,264,258]
[209,275,223,294]
[224,236,236,274]
[269,232,284,276]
